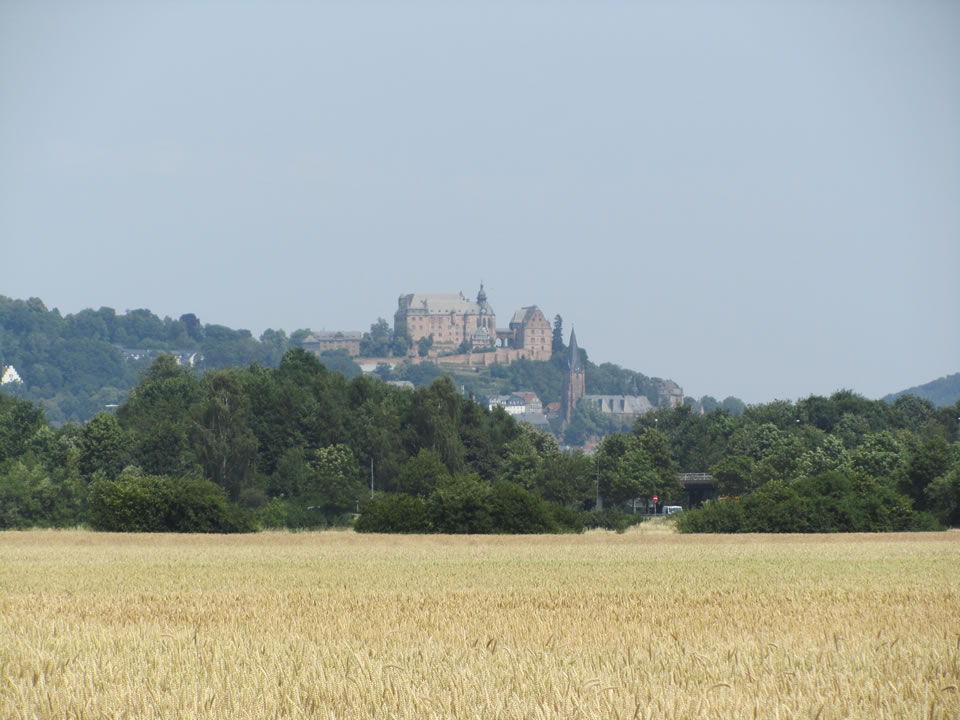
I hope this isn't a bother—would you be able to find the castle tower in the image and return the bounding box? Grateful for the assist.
[561,327,585,425]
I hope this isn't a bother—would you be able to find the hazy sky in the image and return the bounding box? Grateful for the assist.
[2,1,957,404]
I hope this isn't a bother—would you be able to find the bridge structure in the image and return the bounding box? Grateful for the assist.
[678,473,714,507]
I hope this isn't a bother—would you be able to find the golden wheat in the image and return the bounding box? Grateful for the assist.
[1,528,958,719]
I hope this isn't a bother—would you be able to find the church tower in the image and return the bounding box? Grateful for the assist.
[561,328,585,425]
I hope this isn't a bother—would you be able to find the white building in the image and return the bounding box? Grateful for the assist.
[1,365,23,385]
[487,394,527,415]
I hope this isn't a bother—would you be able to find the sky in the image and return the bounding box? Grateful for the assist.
[1,1,957,405]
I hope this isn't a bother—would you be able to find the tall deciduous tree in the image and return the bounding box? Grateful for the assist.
[191,371,258,501]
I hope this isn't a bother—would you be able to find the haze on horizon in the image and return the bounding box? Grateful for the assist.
[1,1,957,405]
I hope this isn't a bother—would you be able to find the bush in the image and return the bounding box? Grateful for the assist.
[281,499,329,530]
[580,508,644,533]
[87,472,254,533]
[488,481,558,533]
[675,472,939,533]
[355,494,428,533]
[257,496,288,529]
[545,504,585,534]
[427,473,493,534]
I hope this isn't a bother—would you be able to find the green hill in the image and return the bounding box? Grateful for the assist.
[883,373,960,408]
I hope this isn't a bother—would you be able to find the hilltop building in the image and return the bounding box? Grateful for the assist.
[657,380,685,409]
[557,330,678,428]
[301,331,363,357]
[497,306,552,359]
[395,284,496,353]
[394,284,552,363]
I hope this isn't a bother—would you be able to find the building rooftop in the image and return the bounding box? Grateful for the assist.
[399,293,487,316]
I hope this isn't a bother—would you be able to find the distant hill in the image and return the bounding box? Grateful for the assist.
[883,373,960,407]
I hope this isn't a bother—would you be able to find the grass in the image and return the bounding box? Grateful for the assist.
[1,529,958,719]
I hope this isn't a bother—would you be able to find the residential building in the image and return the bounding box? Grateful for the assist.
[487,394,527,415]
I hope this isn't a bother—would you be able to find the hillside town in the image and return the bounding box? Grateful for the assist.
[298,284,684,435]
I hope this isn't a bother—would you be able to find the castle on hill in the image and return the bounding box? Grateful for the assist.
[394,284,552,363]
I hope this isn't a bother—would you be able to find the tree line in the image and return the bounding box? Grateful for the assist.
[1,346,957,534]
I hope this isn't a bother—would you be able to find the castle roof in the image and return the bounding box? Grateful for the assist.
[303,331,362,342]
[399,284,496,317]
[400,293,485,316]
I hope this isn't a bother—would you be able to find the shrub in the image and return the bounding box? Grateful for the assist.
[487,481,558,533]
[87,473,254,533]
[580,508,644,533]
[355,494,428,533]
[426,473,494,534]
[675,472,939,533]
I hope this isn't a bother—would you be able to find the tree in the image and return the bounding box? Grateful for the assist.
[638,427,682,499]
[179,313,203,342]
[407,376,466,473]
[710,455,757,496]
[551,315,564,353]
[398,449,450,497]
[360,318,393,357]
[390,330,412,358]
[309,444,364,515]
[258,329,289,366]
[899,434,952,509]
[191,371,258,501]
[77,412,131,480]
[537,452,594,508]
[417,334,434,357]
[316,350,362,380]
[118,357,202,476]
[426,473,493,533]
[721,396,746,416]
[499,433,542,490]
[0,393,47,460]
[925,466,960,526]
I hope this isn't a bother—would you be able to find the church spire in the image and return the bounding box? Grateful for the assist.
[567,327,582,372]
[476,282,487,305]
[561,327,585,426]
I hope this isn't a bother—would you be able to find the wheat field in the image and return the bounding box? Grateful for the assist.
[1,527,958,719]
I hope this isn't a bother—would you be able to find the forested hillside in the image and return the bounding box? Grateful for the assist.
[883,373,960,408]
[0,295,702,426]
[1,349,958,533]
[0,296,289,422]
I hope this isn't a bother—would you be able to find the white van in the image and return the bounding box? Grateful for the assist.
[663,505,683,516]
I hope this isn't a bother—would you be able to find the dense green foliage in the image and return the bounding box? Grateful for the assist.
[674,473,934,533]
[657,392,960,532]
[88,470,253,533]
[0,296,293,423]
[1,326,958,533]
